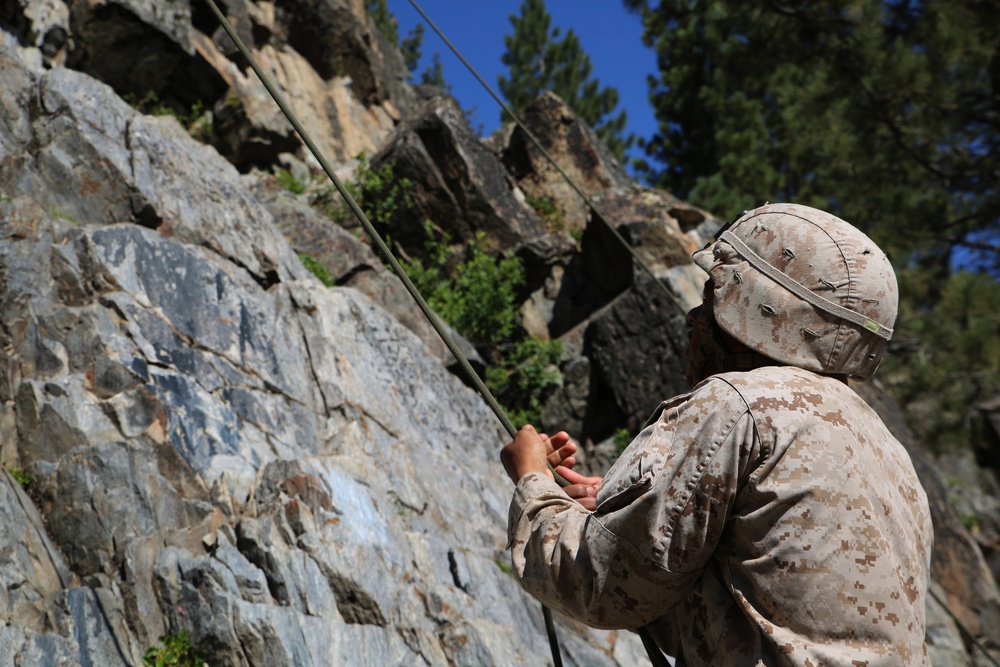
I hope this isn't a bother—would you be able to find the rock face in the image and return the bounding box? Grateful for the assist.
[0,26,644,666]
[1,1,999,665]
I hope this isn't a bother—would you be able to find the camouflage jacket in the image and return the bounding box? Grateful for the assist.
[508,366,932,666]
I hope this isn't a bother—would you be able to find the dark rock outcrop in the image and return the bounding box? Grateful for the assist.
[66,0,228,110]
[490,91,632,236]
[371,95,548,257]
[588,275,692,434]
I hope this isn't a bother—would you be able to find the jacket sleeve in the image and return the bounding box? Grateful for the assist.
[507,378,756,630]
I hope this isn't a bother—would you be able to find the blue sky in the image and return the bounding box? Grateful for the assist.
[385,1,660,153]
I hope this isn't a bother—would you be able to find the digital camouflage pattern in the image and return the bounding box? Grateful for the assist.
[693,204,898,380]
[509,366,932,666]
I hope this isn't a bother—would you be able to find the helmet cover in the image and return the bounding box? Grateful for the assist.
[692,203,897,380]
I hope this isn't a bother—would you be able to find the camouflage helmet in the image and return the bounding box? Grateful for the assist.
[692,203,897,380]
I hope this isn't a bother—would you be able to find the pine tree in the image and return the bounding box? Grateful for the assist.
[420,52,450,91]
[499,0,633,160]
[627,0,999,270]
[498,0,551,114]
[400,23,423,74]
[626,0,1000,451]
[885,269,1000,452]
[365,0,398,45]
[365,4,449,89]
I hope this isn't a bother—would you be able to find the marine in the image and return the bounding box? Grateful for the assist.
[501,203,933,665]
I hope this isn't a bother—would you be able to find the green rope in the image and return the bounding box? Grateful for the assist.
[406,4,674,665]
[406,0,686,316]
[202,0,512,438]
[200,2,567,665]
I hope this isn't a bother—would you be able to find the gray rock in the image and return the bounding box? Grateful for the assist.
[0,627,75,666]
[0,469,145,665]
[52,587,139,667]
[0,471,72,626]
[0,41,307,286]
[586,275,691,434]
[490,91,632,237]
[3,0,70,66]
[371,95,548,257]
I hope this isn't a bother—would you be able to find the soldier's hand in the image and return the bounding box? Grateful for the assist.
[541,430,577,470]
[501,425,551,483]
[554,466,602,511]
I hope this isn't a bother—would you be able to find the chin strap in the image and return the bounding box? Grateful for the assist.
[721,350,781,373]
[686,306,777,387]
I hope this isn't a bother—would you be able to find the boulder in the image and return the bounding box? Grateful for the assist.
[490,91,632,236]
[370,95,548,257]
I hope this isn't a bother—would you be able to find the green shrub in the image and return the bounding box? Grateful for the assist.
[312,153,413,228]
[143,631,208,667]
[403,224,562,426]
[50,206,79,225]
[486,337,563,427]
[275,168,307,195]
[959,512,981,533]
[493,556,513,575]
[311,157,563,427]
[404,225,522,347]
[8,468,32,487]
[126,92,214,143]
[525,194,563,231]
[184,101,215,144]
[612,428,632,460]
[299,253,336,287]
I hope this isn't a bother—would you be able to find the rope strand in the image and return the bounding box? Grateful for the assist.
[405,2,673,664]
[201,1,565,665]
[406,0,685,314]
